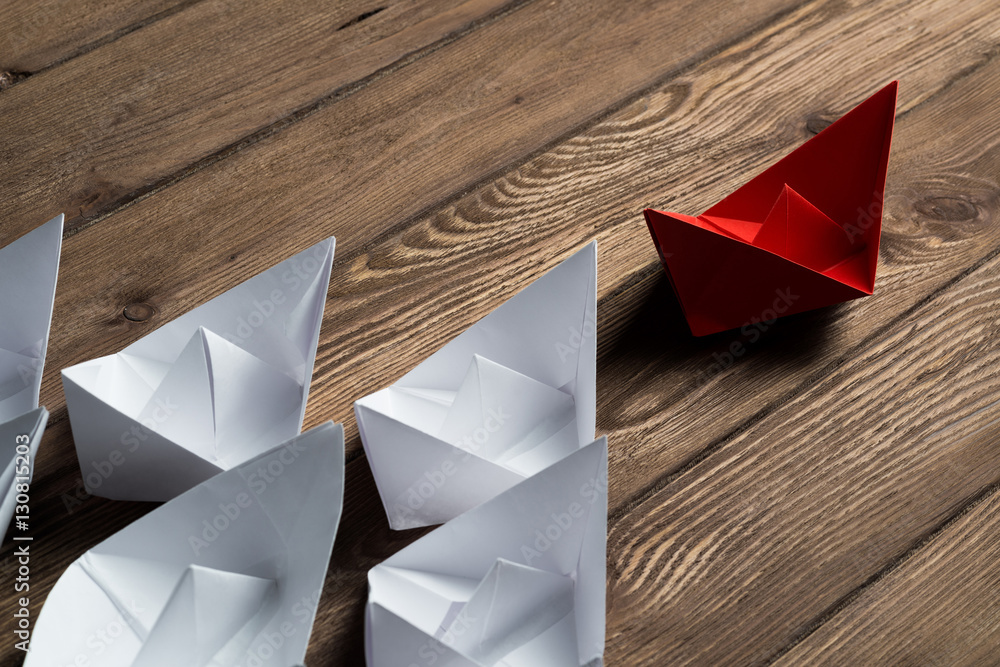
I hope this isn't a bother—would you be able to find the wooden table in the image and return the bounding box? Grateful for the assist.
[2,0,999,664]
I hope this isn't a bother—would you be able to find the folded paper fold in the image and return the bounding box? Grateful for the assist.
[132,565,276,667]
[645,81,897,336]
[25,421,346,667]
[62,237,334,501]
[355,242,597,529]
[0,213,62,539]
[0,407,48,537]
[0,214,62,420]
[366,436,608,667]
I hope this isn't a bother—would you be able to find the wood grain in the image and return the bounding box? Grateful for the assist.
[26,0,1000,455]
[14,0,813,438]
[776,478,1000,667]
[0,0,192,73]
[777,479,1000,665]
[0,0,997,664]
[0,0,798,243]
[603,241,1000,664]
[0,0,522,237]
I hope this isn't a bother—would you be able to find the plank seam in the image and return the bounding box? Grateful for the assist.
[61,0,539,239]
[330,0,816,266]
[763,450,1000,664]
[609,243,1000,528]
[62,0,813,244]
[2,0,209,89]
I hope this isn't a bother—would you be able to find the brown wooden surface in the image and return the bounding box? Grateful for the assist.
[2,0,999,664]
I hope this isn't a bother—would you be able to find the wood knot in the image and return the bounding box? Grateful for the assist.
[914,196,978,222]
[123,302,155,322]
[0,71,30,91]
[804,113,834,135]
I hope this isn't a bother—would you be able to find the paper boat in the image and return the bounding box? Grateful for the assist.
[0,214,62,538]
[366,436,607,667]
[0,214,62,422]
[62,237,334,501]
[0,407,48,538]
[644,81,897,336]
[355,242,597,529]
[25,421,345,667]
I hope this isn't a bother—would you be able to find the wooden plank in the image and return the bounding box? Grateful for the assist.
[777,481,1000,665]
[0,0,795,243]
[602,186,1000,660]
[0,0,191,73]
[0,0,524,236]
[5,1,994,665]
[1,2,996,666]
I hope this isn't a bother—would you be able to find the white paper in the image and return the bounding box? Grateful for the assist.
[355,242,597,529]
[0,407,47,537]
[366,436,607,667]
[0,214,62,423]
[0,214,63,538]
[26,421,346,667]
[62,237,335,501]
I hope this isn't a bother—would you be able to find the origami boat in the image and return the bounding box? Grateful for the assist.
[645,81,897,336]
[25,422,345,667]
[355,242,597,529]
[62,237,334,501]
[0,214,62,538]
[367,436,607,667]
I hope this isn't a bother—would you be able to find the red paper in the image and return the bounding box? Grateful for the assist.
[644,81,897,336]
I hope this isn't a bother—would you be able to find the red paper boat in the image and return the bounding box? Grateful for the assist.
[644,81,897,336]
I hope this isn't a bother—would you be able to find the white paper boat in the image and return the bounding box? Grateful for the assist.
[0,213,63,538]
[25,421,346,667]
[366,436,607,666]
[62,237,334,501]
[355,242,597,529]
